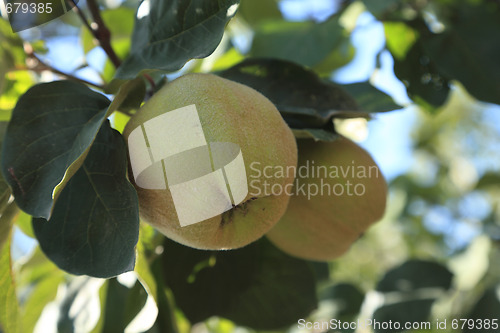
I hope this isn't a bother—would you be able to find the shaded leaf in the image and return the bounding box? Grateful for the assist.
[250,17,348,68]
[464,287,500,333]
[0,122,10,208]
[114,0,240,80]
[55,277,105,332]
[376,259,453,293]
[373,299,435,333]
[32,121,139,278]
[147,258,179,333]
[218,58,360,130]
[362,0,401,19]
[162,237,317,330]
[0,81,111,220]
[392,38,450,113]
[476,172,500,190]
[310,262,330,283]
[420,2,500,106]
[101,279,148,333]
[292,129,338,142]
[341,82,404,112]
[313,38,355,77]
[111,77,146,112]
[319,283,364,318]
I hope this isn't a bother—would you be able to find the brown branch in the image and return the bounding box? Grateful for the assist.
[68,0,94,35]
[68,0,121,68]
[24,44,105,90]
[85,0,122,68]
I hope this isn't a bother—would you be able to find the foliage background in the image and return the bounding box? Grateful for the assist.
[1,0,500,332]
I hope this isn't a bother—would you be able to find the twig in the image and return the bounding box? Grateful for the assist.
[68,0,94,35]
[84,0,122,68]
[24,44,105,90]
[68,0,122,68]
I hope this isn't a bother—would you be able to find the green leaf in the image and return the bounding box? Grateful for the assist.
[237,0,282,27]
[101,38,132,83]
[148,258,179,333]
[114,0,240,80]
[372,299,435,333]
[0,121,10,207]
[101,279,148,333]
[319,283,364,318]
[162,237,317,330]
[17,246,60,287]
[476,172,500,190]
[0,81,111,220]
[250,17,348,68]
[0,19,25,95]
[0,71,35,120]
[376,260,453,292]
[362,0,401,19]
[420,2,500,106]
[55,277,105,332]
[392,40,450,113]
[208,47,245,72]
[310,262,330,283]
[218,58,361,130]
[32,121,140,278]
[0,231,20,333]
[20,270,64,333]
[81,7,135,54]
[292,128,338,142]
[384,22,419,60]
[95,5,141,85]
[90,281,109,333]
[13,211,34,239]
[0,203,19,252]
[341,82,404,112]
[464,287,500,333]
[313,38,355,77]
[135,227,159,301]
[110,77,146,112]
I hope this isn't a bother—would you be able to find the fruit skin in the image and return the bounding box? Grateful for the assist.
[123,73,297,250]
[266,136,387,261]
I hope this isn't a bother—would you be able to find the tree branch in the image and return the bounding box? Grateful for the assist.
[24,44,105,90]
[68,0,122,68]
[85,0,122,68]
[68,0,94,36]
